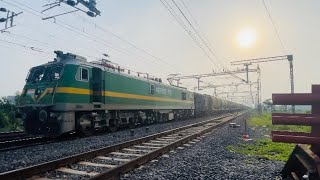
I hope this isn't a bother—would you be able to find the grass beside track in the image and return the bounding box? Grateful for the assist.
[227,112,310,162]
[227,139,295,161]
[249,113,310,132]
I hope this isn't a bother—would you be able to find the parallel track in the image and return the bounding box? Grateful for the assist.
[0,131,26,141]
[0,136,52,152]
[0,113,228,152]
[0,111,246,180]
[0,131,54,152]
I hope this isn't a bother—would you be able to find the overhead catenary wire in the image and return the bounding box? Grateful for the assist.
[2,31,101,60]
[1,0,177,75]
[159,0,228,89]
[1,0,189,88]
[161,0,242,92]
[171,0,221,67]
[0,44,53,60]
[161,0,222,72]
[2,0,250,100]
[159,0,221,71]
[15,24,161,76]
[0,39,52,58]
[160,0,247,94]
[164,0,247,86]
[180,0,233,70]
[174,0,244,84]
[0,39,49,53]
[58,6,178,70]
[262,0,286,53]
[2,29,156,79]
[22,0,181,73]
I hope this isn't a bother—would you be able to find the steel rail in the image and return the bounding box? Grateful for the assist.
[0,113,234,152]
[0,112,246,180]
[93,112,246,180]
[0,136,51,152]
[0,131,26,140]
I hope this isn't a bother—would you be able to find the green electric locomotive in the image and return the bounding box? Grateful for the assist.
[16,51,194,136]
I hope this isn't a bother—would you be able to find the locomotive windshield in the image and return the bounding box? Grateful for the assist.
[26,65,64,83]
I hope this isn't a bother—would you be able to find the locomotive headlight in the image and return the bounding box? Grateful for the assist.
[39,110,48,122]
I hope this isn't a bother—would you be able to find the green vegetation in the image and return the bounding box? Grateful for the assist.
[227,139,295,161]
[226,112,309,161]
[249,112,310,133]
[0,97,22,132]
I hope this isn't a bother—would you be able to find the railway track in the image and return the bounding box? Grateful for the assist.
[0,131,27,141]
[0,131,53,152]
[0,111,246,180]
[0,113,228,152]
[0,135,52,152]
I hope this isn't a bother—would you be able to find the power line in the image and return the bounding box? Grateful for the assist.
[3,30,159,79]
[0,39,51,55]
[166,0,245,85]
[262,0,286,53]
[160,0,235,90]
[2,31,99,59]
[2,0,176,74]
[42,1,182,73]
[161,0,221,72]
[3,0,246,94]
[171,0,221,67]
[161,0,221,73]
[58,5,178,70]
[174,0,245,85]
[180,0,227,69]
[159,0,208,58]
[0,43,51,58]
[160,0,234,90]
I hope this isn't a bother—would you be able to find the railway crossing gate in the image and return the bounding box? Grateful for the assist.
[272,84,320,179]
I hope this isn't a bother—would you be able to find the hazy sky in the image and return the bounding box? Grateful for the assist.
[0,0,319,106]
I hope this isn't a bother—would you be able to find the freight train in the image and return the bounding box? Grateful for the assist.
[14,51,246,136]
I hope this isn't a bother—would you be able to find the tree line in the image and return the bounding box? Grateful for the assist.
[0,95,21,131]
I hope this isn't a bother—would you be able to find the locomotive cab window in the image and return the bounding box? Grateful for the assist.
[26,65,64,83]
[150,84,155,95]
[182,92,187,100]
[76,67,89,82]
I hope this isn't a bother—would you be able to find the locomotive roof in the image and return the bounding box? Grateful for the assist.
[38,51,190,92]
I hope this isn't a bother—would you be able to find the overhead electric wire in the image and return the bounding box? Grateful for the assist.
[2,0,175,75]
[60,7,178,70]
[180,0,220,62]
[160,0,222,71]
[3,29,156,79]
[0,39,51,55]
[162,0,247,91]
[0,43,51,58]
[2,0,173,73]
[159,0,218,72]
[3,0,247,96]
[262,0,286,53]
[52,1,183,73]
[171,0,220,66]
[15,22,156,76]
[159,0,230,90]
[175,0,244,83]
[160,0,226,84]
[2,31,99,60]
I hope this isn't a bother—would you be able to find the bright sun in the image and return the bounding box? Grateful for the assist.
[237,28,257,48]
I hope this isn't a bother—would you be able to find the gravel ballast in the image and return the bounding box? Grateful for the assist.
[0,114,226,173]
[122,115,284,180]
